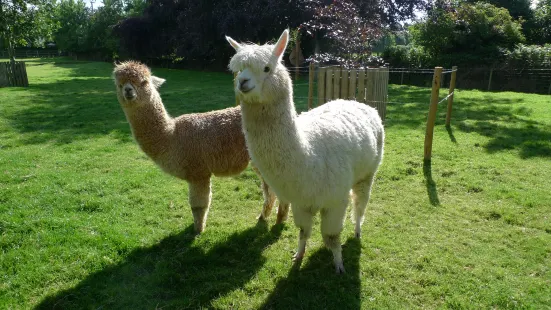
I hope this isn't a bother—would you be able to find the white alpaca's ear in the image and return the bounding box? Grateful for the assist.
[151,76,166,88]
[226,35,242,51]
[272,29,289,62]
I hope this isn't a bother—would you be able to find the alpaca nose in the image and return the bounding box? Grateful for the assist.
[124,86,133,94]
[238,77,252,92]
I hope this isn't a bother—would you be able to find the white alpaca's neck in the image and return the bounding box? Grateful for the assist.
[123,92,174,159]
[240,90,308,198]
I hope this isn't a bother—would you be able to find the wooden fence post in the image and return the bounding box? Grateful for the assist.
[340,67,348,99]
[424,67,443,161]
[445,66,457,127]
[308,62,314,110]
[317,66,326,106]
[348,69,357,100]
[357,68,366,103]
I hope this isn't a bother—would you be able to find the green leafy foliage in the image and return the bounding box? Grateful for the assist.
[0,0,58,60]
[53,0,90,53]
[394,2,526,67]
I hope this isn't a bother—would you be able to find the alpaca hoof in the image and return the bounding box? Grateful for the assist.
[292,251,305,263]
[257,214,268,222]
[335,262,346,274]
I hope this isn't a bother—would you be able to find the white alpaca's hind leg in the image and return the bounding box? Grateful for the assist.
[291,205,313,264]
[188,178,212,234]
[321,202,348,274]
[352,174,375,238]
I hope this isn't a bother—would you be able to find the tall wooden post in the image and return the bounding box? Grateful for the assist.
[308,62,314,110]
[424,67,443,161]
[295,37,300,81]
[445,66,457,127]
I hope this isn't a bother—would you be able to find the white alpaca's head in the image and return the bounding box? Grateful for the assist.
[226,29,292,105]
[113,61,165,105]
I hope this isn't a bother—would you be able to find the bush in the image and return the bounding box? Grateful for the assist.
[505,44,551,68]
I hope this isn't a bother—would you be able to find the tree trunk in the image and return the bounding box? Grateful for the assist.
[7,38,15,63]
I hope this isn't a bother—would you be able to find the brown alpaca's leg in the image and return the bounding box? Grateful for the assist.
[188,178,211,234]
[259,179,276,221]
[276,201,290,224]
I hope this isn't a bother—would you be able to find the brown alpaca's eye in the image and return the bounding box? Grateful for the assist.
[264,66,270,73]
[141,80,148,85]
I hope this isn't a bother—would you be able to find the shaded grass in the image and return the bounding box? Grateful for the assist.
[0,59,550,309]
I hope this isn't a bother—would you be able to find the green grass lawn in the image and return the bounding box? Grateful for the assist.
[1,58,550,309]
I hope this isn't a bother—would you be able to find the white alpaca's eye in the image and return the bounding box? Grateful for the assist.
[264,66,270,73]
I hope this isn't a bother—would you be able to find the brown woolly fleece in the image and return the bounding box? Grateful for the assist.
[112,61,289,233]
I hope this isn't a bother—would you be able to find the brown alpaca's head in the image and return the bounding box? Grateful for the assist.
[113,61,165,104]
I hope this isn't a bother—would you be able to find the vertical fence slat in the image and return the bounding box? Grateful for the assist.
[424,67,443,161]
[357,69,366,103]
[348,69,357,100]
[333,67,341,100]
[340,68,348,100]
[366,69,375,108]
[446,66,457,126]
[317,66,325,107]
[308,62,314,110]
[325,68,333,103]
[0,63,7,87]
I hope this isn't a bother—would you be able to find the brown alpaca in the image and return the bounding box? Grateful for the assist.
[112,61,289,233]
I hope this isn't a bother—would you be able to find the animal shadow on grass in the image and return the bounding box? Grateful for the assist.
[423,159,440,206]
[259,237,362,310]
[36,222,283,309]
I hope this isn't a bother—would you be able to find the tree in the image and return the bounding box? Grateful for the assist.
[53,0,90,53]
[410,2,525,65]
[534,0,551,43]
[115,0,426,68]
[0,0,57,61]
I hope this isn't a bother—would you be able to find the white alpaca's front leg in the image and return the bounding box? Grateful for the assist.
[188,178,212,234]
[291,205,313,264]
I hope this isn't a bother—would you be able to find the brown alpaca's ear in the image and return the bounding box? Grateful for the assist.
[151,76,166,88]
[113,60,121,67]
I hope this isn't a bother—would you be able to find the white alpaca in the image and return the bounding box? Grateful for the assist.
[226,30,384,273]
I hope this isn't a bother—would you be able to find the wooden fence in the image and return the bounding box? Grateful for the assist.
[311,65,389,122]
[0,61,29,87]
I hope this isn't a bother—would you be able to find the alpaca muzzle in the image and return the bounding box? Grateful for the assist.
[124,88,137,100]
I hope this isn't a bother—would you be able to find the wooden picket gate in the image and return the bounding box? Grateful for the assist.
[0,61,29,87]
[309,65,389,122]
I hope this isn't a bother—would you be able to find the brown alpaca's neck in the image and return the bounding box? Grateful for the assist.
[123,92,174,159]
